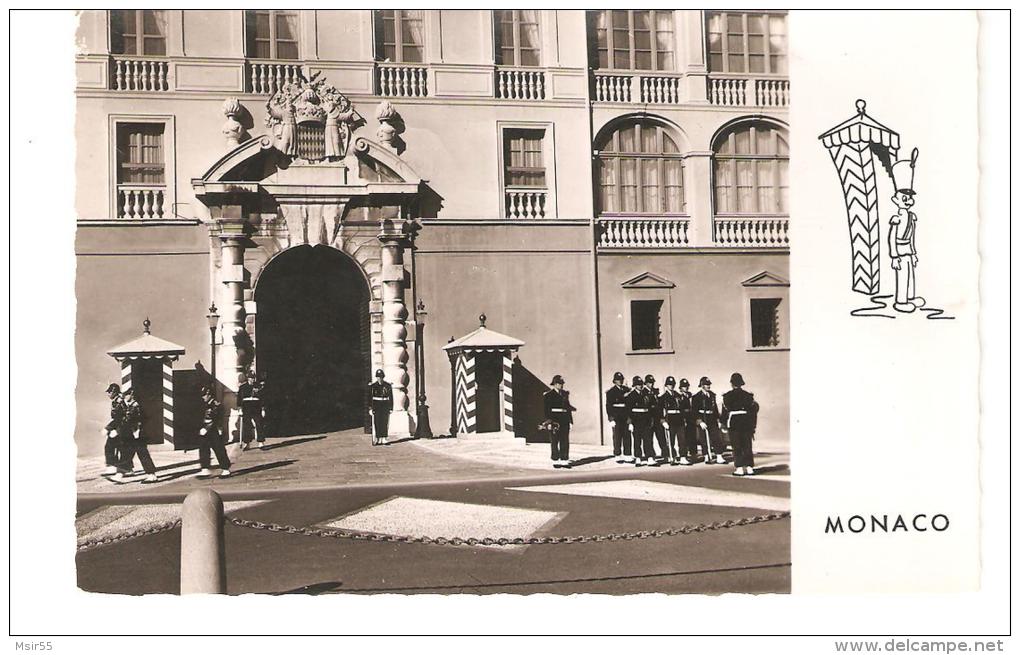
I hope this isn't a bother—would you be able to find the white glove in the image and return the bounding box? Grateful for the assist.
[698,420,707,430]
[661,421,669,429]
[199,427,207,436]
[107,430,118,439]
[609,420,616,427]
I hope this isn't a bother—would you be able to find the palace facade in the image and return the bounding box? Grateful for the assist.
[74,9,790,454]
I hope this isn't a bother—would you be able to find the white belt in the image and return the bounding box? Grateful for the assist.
[242,397,259,402]
[665,410,682,414]
[611,403,627,408]
[632,408,649,413]
[698,410,714,414]
[729,410,748,415]
[372,397,388,401]
[551,408,568,413]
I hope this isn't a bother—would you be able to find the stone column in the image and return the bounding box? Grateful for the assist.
[214,206,248,393]
[685,153,715,246]
[378,231,412,437]
[680,10,709,104]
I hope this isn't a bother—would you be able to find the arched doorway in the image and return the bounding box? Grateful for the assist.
[254,245,371,437]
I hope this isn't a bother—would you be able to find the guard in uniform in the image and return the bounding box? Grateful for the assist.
[196,386,232,478]
[102,383,125,476]
[659,376,687,465]
[114,389,158,484]
[625,376,647,464]
[543,375,576,468]
[887,148,925,313]
[721,372,759,476]
[238,370,266,450]
[631,376,658,466]
[605,372,631,464]
[676,378,696,465]
[646,374,669,464]
[692,376,726,464]
[368,369,393,446]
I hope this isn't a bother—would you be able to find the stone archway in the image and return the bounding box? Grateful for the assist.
[192,75,427,439]
[254,244,372,437]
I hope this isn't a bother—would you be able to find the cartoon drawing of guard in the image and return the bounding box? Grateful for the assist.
[888,147,925,313]
[368,369,393,446]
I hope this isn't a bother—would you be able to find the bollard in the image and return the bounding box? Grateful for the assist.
[180,488,226,594]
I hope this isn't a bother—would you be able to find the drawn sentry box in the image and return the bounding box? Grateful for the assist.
[443,315,524,436]
[819,100,900,295]
[107,319,185,447]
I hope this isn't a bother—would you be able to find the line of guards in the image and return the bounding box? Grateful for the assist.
[544,371,760,476]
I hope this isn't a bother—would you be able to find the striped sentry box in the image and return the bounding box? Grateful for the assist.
[120,360,132,395]
[162,359,174,443]
[502,350,514,433]
[454,352,477,434]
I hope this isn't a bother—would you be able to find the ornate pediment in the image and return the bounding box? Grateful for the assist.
[742,271,790,287]
[265,71,363,162]
[621,271,676,289]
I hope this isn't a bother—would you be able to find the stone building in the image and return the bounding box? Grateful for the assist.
[74,9,790,455]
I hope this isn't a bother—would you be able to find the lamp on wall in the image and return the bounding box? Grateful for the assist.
[414,299,433,439]
[206,302,219,394]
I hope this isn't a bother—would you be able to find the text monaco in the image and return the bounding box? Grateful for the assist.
[825,514,950,534]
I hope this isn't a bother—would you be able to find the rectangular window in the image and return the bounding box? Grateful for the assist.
[110,10,167,56]
[116,123,165,185]
[504,129,546,187]
[495,10,541,66]
[750,298,782,348]
[245,10,300,60]
[377,10,425,63]
[631,299,664,351]
[706,11,787,75]
[591,10,674,71]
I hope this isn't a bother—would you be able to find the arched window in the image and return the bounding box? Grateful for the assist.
[713,121,788,214]
[596,120,685,215]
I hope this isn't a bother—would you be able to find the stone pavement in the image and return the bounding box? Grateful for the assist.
[76,429,789,496]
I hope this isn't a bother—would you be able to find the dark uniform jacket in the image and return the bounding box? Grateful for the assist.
[628,387,656,423]
[368,381,393,413]
[721,388,759,432]
[121,397,142,439]
[646,386,662,421]
[659,389,688,421]
[543,389,575,424]
[605,385,630,422]
[201,395,223,434]
[238,380,263,414]
[691,389,720,423]
[106,395,126,434]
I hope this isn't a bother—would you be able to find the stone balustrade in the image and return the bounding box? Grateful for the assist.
[713,217,789,247]
[246,60,304,95]
[117,185,166,220]
[496,67,546,101]
[377,63,429,97]
[111,56,170,92]
[708,75,789,107]
[638,73,684,104]
[597,217,690,248]
[505,189,547,219]
[592,71,634,103]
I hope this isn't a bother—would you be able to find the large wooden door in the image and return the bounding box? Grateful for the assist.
[474,351,502,433]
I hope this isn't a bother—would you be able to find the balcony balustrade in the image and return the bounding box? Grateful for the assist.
[496,67,546,101]
[708,75,789,107]
[377,62,429,98]
[505,189,547,219]
[110,56,170,92]
[246,60,304,95]
[713,216,789,247]
[117,185,166,220]
[597,217,690,248]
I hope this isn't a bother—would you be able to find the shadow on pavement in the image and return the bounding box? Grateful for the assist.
[259,435,328,452]
[569,454,616,467]
[271,581,345,595]
[226,459,297,478]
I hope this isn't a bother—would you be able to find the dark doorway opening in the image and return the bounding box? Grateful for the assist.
[255,245,371,437]
[474,351,502,433]
[132,359,165,445]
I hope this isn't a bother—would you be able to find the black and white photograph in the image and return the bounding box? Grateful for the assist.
[5,6,1010,645]
[72,8,791,596]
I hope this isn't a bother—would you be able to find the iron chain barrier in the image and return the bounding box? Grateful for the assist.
[77,511,790,552]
